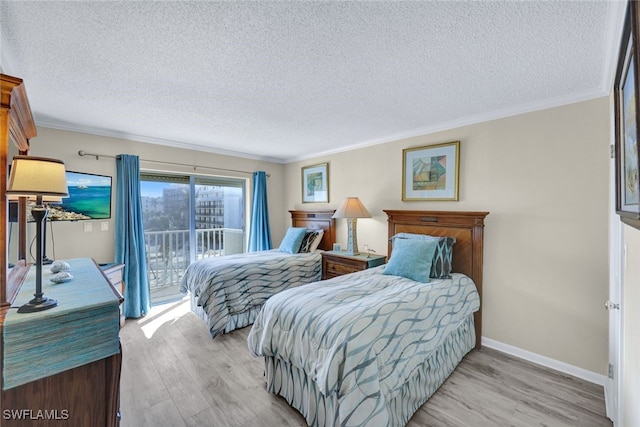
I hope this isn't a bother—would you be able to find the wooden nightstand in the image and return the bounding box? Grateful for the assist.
[100,263,125,327]
[322,251,386,279]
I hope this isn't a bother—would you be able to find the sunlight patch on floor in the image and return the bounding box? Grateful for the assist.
[135,297,191,339]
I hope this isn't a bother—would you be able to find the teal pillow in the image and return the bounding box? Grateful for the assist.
[383,237,438,283]
[389,233,456,278]
[278,227,307,253]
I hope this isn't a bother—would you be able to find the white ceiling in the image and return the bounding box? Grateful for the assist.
[0,1,628,163]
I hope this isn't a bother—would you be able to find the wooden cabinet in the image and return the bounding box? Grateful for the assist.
[1,259,123,427]
[1,76,123,426]
[1,74,35,307]
[1,350,122,426]
[322,251,386,279]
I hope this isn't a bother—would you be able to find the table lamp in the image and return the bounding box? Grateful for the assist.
[6,155,69,313]
[332,197,371,255]
[8,194,63,265]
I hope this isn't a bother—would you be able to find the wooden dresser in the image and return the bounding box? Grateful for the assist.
[1,259,123,426]
[1,76,123,426]
[1,76,123,425]
[1,353,122,426]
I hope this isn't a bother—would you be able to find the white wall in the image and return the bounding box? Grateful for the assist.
[26,127,286,264]
[284,97,610,375]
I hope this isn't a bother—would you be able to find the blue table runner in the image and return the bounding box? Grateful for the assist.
[3,258,120,390]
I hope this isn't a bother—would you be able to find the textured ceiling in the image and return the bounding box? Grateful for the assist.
[0,1,628,163]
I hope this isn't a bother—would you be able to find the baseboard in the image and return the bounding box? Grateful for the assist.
[481,336,608,387]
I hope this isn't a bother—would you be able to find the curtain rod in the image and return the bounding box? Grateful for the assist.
[77,150,270,177]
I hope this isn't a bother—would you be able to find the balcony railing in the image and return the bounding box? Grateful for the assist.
[145,228,243,300]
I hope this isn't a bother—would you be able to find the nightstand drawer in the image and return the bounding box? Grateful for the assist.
[325,259,361,276]
[321,252,386,280]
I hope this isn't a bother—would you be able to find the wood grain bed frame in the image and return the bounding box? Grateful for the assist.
[289,210,336,251]
[384,210,489,349]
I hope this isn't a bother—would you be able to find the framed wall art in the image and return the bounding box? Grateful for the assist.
[302,162,329,203]
[614,1,640,230]
[402,141,460,201]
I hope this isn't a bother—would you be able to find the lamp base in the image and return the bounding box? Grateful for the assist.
[345,218,359,256]
[17,296,58,313]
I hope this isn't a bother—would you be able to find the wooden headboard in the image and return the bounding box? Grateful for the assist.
[384,210,489,349]
[289,210,337,251]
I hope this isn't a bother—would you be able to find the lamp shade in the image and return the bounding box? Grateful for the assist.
[332,197,371,219]
[6,155,69,198]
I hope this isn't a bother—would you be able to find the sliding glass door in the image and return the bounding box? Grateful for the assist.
[140,173,246,304]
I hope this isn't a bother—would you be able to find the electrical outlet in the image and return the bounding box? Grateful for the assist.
[101,221,109,231]
[83,222,92,232]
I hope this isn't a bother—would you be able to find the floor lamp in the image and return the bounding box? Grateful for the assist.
[332,197,371,256]
[6,155,69,313]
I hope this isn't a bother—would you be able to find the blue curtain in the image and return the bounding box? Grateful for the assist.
[248,171,272,252]
[115,154,151,318]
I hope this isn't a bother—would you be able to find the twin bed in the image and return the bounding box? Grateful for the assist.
[181,209,488,426]
[180,210,336,339]
[248,210,488,426]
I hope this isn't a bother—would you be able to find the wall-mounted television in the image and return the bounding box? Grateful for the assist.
[50,171,113,221]
[7,170,112,222]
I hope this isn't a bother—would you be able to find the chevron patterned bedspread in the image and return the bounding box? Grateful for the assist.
[248,267,480,425]
[180,250,322,338]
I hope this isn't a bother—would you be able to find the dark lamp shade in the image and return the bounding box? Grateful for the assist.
[6,155,69,198]
[332,197,371,219]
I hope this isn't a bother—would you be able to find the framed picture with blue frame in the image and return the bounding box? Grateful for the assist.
[614,1,640,230]
[302,162,329,203]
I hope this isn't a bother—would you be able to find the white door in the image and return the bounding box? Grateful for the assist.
[606,153,623,425]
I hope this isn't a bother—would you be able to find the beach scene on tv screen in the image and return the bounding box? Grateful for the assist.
[49,172,112,221]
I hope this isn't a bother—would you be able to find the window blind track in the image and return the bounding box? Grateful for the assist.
[77,150,270,177]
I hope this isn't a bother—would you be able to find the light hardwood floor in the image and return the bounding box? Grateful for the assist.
[119,299,612,427]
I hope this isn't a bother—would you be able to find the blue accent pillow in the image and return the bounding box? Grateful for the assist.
[383,237,438,283]
[278,227,307,253]
[389,233,456,278]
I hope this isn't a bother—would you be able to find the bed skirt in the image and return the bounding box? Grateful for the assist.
[263,314,476,427]
[189,292,262,336]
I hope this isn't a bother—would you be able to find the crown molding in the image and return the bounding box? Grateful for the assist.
[286,88,608,163]
[34,118,287,164]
